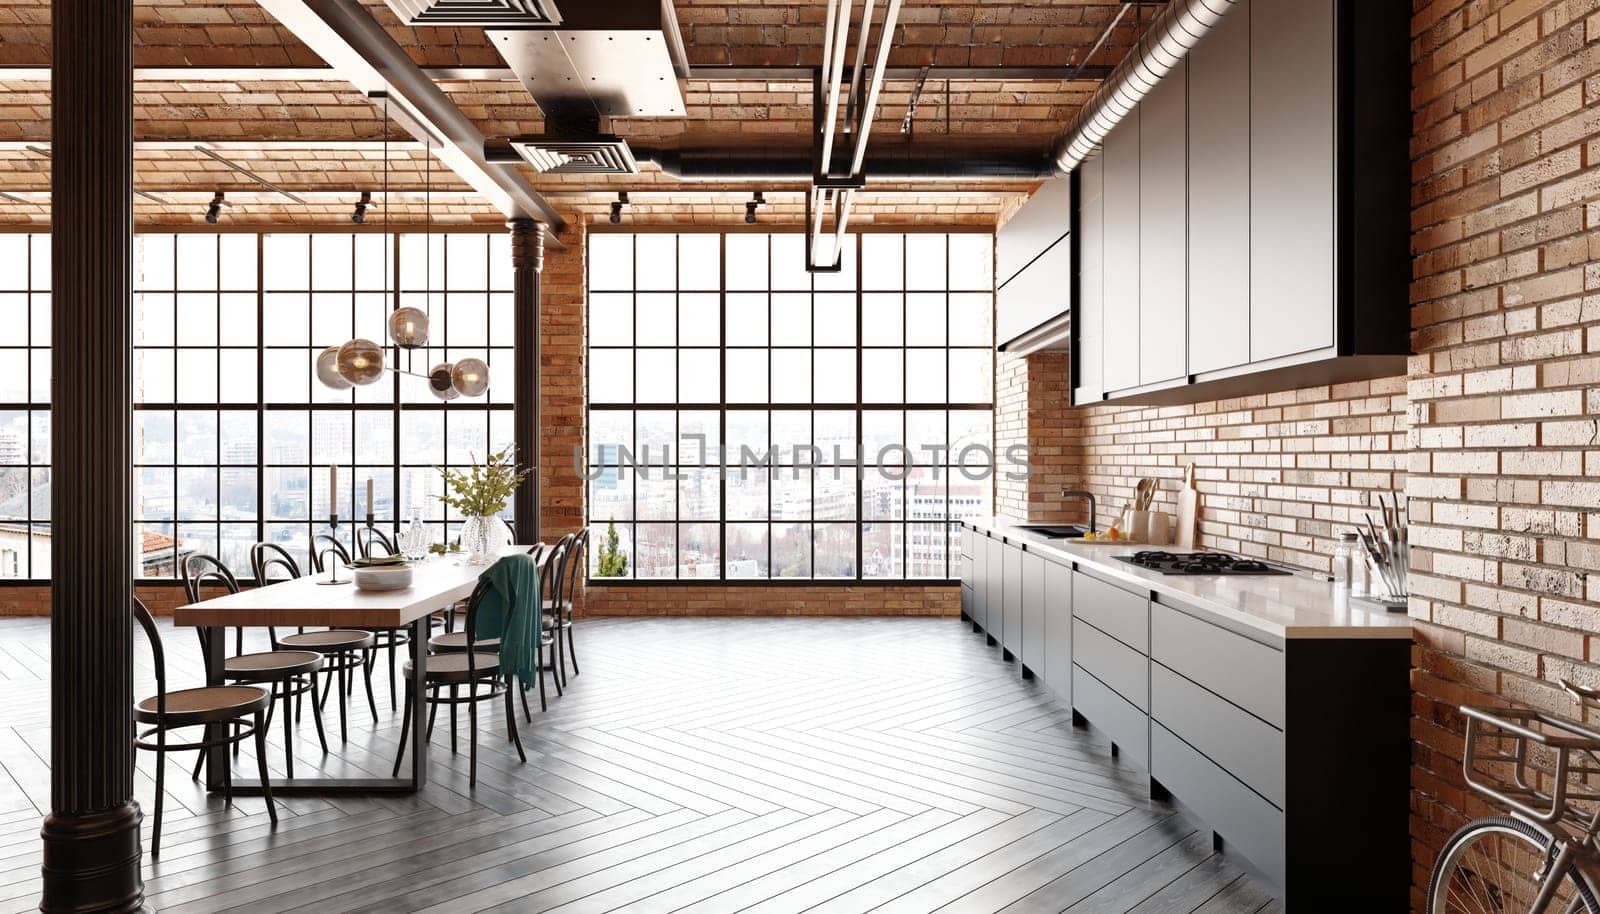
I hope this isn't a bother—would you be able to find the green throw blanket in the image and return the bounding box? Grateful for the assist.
[474,552,541,684]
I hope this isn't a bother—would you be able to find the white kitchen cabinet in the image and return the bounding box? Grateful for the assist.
[996,175,1071,286]
[1137,59,1187,386]
[1001,541,1023,658]
[984,534,1004,645]
[1187,0,1251,374]
[1074,151,1105,404]
[1100,112,1140,392]
[1249,0,1334,362]
[996,237,1071,346]
[1021,550,1046,675]
[1042,558,1072,702]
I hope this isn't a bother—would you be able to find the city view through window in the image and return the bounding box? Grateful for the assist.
[586,232,996,582]
[0,231,513,582]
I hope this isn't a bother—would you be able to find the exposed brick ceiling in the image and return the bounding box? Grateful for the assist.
[0,0,1149,225]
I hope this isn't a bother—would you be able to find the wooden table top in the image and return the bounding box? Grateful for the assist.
[174,546,546,629]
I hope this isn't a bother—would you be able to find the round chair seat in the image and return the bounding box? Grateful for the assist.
[427,631,500,653]
[279,629,375,652]
[223,650,323,681]
[403,652,501,684]
[136,685,271,726]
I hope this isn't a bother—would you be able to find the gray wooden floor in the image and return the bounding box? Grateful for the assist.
[0,614,1281,913]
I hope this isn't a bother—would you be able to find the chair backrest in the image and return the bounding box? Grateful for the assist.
[183,553,240,605]
[460,579,493,678]
[132,596,167,718]
[539,534,574,612]
[311,533,351,573]
[561,528,590,606]
[183,554,243,666]
[250,541,301,584]
[356,526,395,559]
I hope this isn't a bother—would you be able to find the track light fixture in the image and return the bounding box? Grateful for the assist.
[609,191,629,225]
[351,190,371,224]
[745,191,766,224]
[204,191,225,224]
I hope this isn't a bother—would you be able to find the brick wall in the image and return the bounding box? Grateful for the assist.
[1072,377,1411,574]
[995,349,1081,524]
[1407,0,1600,906]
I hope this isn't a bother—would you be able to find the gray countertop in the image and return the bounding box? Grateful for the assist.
[963,515,1414,641]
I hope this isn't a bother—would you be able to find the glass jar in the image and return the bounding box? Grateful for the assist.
[1333,532,1362,589]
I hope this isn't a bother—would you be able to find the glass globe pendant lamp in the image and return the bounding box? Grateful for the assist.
[387,306,429,349]
[337,338,385,386]
[428,362,459,401]
[315,345,353,390]
[451,357,490,398]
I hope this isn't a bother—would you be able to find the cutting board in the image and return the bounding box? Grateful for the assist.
[1175,464,1198,550]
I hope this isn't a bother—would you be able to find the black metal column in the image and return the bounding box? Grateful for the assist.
[510,219,545,545]
[39,0,145,911]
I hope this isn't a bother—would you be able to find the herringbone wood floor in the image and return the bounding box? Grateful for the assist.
[0,615,1280,913]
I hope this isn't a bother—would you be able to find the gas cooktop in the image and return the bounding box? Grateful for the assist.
[1113,551,1294,576]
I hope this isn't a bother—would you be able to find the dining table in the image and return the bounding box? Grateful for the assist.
[173,545,545,797]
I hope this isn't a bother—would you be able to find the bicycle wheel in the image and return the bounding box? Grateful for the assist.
[1430,815,1600,914]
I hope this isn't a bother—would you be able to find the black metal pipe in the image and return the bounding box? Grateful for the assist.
[42,0,147,909]
[632,147,1055,182]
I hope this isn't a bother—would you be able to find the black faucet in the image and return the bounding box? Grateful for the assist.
[1061,490,1097,533]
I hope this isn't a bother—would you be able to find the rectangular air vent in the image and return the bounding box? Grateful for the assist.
[385,0,560,27]
[509,136,638,175]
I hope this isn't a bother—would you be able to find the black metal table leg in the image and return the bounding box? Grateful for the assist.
[410,614,429,790]
[204,625,226,791]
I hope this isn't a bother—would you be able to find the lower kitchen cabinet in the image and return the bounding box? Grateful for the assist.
[958,521,1411,910]
[1020,551,1046,675]
[1001,542,1023,659]
[984,535,1004,645]
[1042,559,1072,701]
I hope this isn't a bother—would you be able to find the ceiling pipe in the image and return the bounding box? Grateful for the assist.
[1051,0,1236,173]
[633,147,1054,182]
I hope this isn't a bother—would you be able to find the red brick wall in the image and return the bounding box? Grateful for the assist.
[1407,0,1600,906]
[1072,377,1411,575]
[995,349,1081,524]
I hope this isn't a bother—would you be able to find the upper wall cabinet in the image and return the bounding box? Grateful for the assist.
[1187,0,1251,375]
[1138,60,1187,387]
[1071,0,1409,406]
[1250,0,1333,362]
[1073,151,1105,404]
[995,176,1073,350]
[1100,110,1141,393]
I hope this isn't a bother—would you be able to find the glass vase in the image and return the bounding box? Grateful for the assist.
[460,515,512,565]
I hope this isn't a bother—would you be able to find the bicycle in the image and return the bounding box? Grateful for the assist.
[1429,681,1600,913]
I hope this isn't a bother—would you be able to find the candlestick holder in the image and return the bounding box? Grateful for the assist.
[319,513,350,585]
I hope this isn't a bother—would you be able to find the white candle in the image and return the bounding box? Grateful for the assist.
[329,464,338,518]
[366,477,375,522]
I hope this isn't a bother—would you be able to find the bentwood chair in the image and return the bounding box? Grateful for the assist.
[535,534,574,709]
[134,597,277,857]
[182,554,327,779]
[347,530,413,711]
[252,544,377,742]
[547,527,588,685]
[428,543,548,724]
[356,526,396,560]
[391,580,527,788]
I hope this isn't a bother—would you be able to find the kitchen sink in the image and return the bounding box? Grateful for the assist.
[1015,524,1089,539]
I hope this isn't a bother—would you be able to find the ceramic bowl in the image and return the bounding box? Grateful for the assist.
[352,564,413,592]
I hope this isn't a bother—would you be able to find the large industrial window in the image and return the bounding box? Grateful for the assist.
[0,234,51,580]
[586,231,994,583]
[9,229,516,585]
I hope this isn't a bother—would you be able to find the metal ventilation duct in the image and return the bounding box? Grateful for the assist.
[384,0,561,27]
[510,135,639,175]
[1051,0,1236,173]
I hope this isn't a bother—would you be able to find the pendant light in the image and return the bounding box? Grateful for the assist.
[386,117,429,349]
